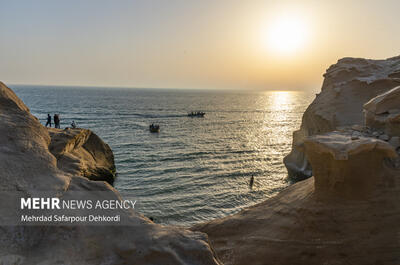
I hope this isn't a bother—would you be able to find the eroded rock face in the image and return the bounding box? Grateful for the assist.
[48,128,116,184]
[364,86,400,137]
[0,82,66,192]
[194,56,400,265]
[0,81,221,265]
[284,56,400,179]
[303,132,397,199]
[195,132,400,265]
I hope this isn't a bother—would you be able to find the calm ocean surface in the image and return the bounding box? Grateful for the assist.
[12,85,313,226]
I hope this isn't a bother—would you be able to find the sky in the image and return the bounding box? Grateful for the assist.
[1,0,400,91]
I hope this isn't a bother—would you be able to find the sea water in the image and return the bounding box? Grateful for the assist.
[12,85,313,226]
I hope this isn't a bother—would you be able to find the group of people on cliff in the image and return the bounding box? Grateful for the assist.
[45,114,60,128]
[45,114,77,129]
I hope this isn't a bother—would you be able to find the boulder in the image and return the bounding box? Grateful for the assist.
[364,86,400,136]
[48,128,116,184]
[0,81,221,265]
[284,56,400,179]
[303,132,397,198]
[363,86,400,114]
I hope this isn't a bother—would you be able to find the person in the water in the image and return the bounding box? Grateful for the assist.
[71,120,76,128]
[249,175,254,189]
[45,114,52,127]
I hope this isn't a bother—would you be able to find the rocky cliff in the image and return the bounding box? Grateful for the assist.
[48,128,116,185]
[194,56,400,265]
[194,132,400,265]
[0,81,221,265]
[284,56,400,179]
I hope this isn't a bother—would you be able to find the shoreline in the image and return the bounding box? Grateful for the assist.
[0,81,222,265]
[2,54,400,264]
[14,84,309,226]
[191,55,400,265]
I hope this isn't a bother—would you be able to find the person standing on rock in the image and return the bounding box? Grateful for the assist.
[53,114,57,128]
[56,114,61,128]
[45,114,52,127]
[54,114,60,129]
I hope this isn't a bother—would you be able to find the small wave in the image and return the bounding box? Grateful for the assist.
[14,86,312,226]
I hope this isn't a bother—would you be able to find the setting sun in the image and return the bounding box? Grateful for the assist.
[263,14,309,54]
[3,1,400,264]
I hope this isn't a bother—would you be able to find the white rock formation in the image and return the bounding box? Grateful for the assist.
[303,132,397,198]
[285,56,400,179]
[48,128,116,184]
[195,132,400,265]
[364,86,400,136]
[0,82,221,265]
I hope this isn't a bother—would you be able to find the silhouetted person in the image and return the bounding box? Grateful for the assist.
[54,114,60,129]
[71,120,76,128]
[45,114,52,127]
[249,175,254,189]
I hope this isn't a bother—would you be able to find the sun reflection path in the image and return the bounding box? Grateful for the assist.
[265,91,297,138]
[270,91,294,112]
[241,90,299,193]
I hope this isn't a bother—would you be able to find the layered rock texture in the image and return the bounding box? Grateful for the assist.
[364,86,400,137]
[194,56,400,265]
[284,56,400,179]
[0,82,220,265]
[48,128,116,184]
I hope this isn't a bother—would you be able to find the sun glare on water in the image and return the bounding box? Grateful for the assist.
[262,13,309,55]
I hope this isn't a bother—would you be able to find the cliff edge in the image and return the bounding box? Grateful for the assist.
[48,128,116,185]
[194,56,400,265]
[284,56,400,179]
[194,131,400,265]
[0,81,221,265]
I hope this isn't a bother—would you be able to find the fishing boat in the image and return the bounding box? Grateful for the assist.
[149,124,160,133]
[188,111,205,117]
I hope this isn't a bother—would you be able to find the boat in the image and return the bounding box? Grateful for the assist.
[188,111,205,117]
[149,124,160,133]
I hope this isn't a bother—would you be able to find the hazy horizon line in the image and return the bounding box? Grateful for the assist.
[7,82,315,92]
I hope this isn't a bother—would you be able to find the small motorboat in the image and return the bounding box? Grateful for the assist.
[149,124,160,133]
[188,111,205,117]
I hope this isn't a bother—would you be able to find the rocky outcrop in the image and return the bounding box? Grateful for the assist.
[303,132,397,198]
[194,132,400,265]
[0,81,221,265]
[194,55,400,265]
[364,86,400,137]
[48,128,116,184]
[284,56,400,179]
